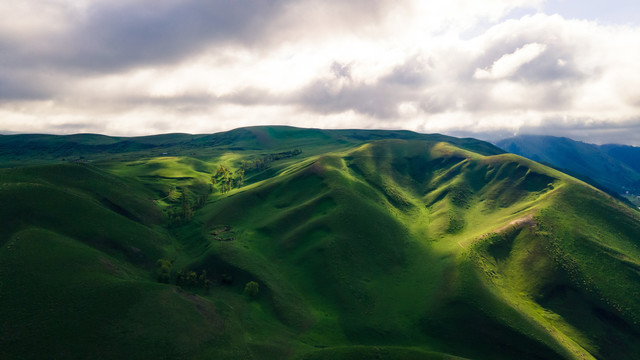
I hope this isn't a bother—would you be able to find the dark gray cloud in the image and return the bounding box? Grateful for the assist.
[295,80,411,119]
[382,55,432,86]
[296,81,402,118]
[331,62,352,80]
[0,0,287,72]
[0,0,394,73]
[0,73,51,101]
[192,58,438,118]
[0,67,80,102]
[0,1,295,100]
[0,0,397,103]
[293,56,439,118]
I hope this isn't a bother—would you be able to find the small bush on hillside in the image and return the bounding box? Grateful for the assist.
[155,259,173,283]
[221,273,233,284]
[244,281,259,298]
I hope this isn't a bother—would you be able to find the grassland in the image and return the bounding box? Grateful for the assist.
[1,126,639,359]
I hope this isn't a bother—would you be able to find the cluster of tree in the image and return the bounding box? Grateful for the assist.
[155,259,211,291]
[167,190,194,225]
[208,150,301,194]
[176,269,212,290]
[166,182,211,226]
[240,149,302,172]
[211,165,244,193]
[155,259,260,300]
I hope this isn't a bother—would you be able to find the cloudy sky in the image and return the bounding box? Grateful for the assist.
[1,0,639,144]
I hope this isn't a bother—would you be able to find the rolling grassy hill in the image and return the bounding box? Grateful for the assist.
[2,127,640,359]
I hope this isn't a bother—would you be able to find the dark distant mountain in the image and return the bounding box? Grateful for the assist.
[496,135,640,196]
[601,143,640,178]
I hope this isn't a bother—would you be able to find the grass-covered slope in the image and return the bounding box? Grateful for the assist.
[186,137,639,359]
[0,164,168,261]
[0,164,229,359]
[1,229,229,360]
[2,127,640,359]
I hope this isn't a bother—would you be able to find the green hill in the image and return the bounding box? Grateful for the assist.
[0,126,502,166]
[2,127,640,359]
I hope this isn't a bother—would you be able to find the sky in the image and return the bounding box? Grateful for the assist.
[1,0,639,144]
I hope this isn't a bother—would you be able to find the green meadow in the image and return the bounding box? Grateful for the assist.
[1,126,639,359]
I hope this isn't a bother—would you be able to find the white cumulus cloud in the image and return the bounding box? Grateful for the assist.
[474,43,548,80]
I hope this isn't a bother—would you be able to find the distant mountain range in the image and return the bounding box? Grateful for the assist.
[496,135,640,201]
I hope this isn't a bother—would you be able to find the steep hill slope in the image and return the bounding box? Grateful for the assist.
[2,127,640,359]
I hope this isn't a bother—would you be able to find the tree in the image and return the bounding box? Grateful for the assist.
[197,193,208,207]
[199,270,207,287]
[221,180,231,194]
[213,165,233,194]
[215,165,228,178]
[198,270,211,292]
[235,169,244,188]
[180,190,193,222]
[244,281,259,298]
[188,271,198,287]
[156,259,172,283]
[176,270,186,286]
